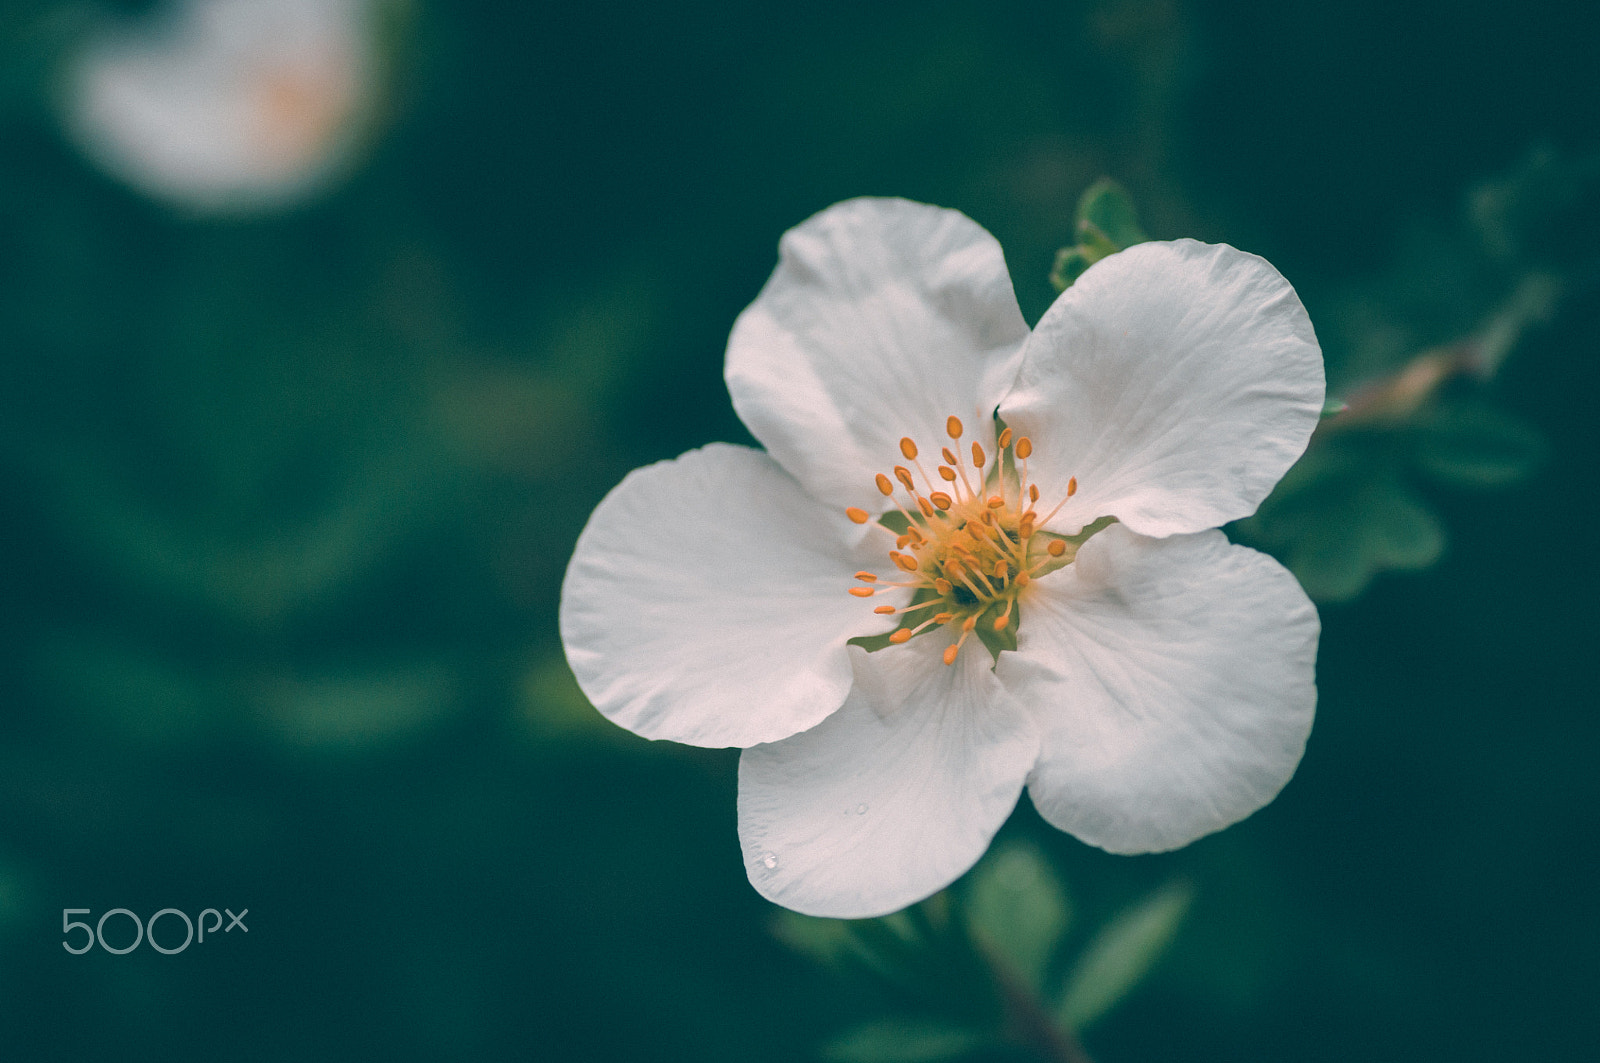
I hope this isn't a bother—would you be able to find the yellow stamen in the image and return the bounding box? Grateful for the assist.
[874,605,896,614]
[855,571,878,582]
[998,427,1013,449]
[1015,437,1033,460]
[876,473,894,496]
[971,442,985,468]
[900,437,918,460]
[929,491,953,510]
[889,629,913,644]
[938,466,958,481]
[848,587,874,598]
[1047,540,1067,557]
[846,507,870,524]
[946,415,963,439]
[1067,476,1078,497]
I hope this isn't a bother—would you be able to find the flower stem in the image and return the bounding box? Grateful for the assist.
[979,944,1096,1063]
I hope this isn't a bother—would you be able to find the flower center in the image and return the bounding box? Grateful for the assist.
[844,415,1078,666]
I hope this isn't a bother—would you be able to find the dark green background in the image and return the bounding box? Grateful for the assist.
[1,1,1596,1059]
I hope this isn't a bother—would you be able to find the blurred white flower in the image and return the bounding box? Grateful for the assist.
[63,0,379,213]
[561,198,1325,918]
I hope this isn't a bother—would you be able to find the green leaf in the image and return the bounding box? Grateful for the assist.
[1050,178,1148,292]
[1412,402,1546,487]
[1075,178,1148,250]
[824,1019,990,1063]
[1055,879,1193,1032]
[964,839,1070,991]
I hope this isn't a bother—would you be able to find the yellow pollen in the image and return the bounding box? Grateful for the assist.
[1047,540,1067,557]
[890,629,913,644]
[846,507,870,524]
[876,473,894,495]
[930,491,953,510]
[971,442,985,468]
[900,437,918,460]
[938,466,957,481]
[946,416,963,439]
[1016,437,1033,460]
[849,587,874,597]
[998,427,1013,448]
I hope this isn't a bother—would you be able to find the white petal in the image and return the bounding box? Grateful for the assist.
[726,198,1030,513]
[739,638,1039,918]
[997,525,1318,854]
[559,444,900,749]
[1000,240,1324,537]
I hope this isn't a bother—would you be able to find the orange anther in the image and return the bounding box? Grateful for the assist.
[1029,484,1040,502]
[941,447,958,466]
[938,466,957,481]
[993,613,1010,631]
[930,492,953,510]
[1015,571,1030,586]
[946,415,963,439]
[994,560,1009,579]
[899,437,918,460]
[933,612,954,624]
[934,578,953,595]
[971,443,985,468]
[876,473,894,496]
[1047,539,1067,557]
[849,587,875,597]
[900,553,921,572]
[962,615,977,631]
[889,629,913,644]
[986,495,1004,508]
[846,507,870,524]
[895,533,914,548]
[917,496,934,517]
[855,571,878,582]
[1067,476,1078,497]
[1015,437,1033,460]
[874,605,896,614]
[895,466,916,491]
[942,644,959,665]
[998,427,1013,448]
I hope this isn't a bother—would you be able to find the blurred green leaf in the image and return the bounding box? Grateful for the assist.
[964,839,1070,991]
[1050,178,1148,292]
[1413,402,1546,488]
[1055,879,1193,1032]
[824,1019,990,1063]
[1076,177,1148,251]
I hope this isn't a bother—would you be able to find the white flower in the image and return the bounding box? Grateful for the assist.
[561,198,1324,918]
[63,0,378,213]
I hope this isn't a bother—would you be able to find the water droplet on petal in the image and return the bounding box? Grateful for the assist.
[761,852,778,870]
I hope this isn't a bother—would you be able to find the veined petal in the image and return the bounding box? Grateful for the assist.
[559,444,899,749]
[997,525,1318,854]
[727,198,1030,513]
[1001,240,1324,537]
[739,638,1039,918]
